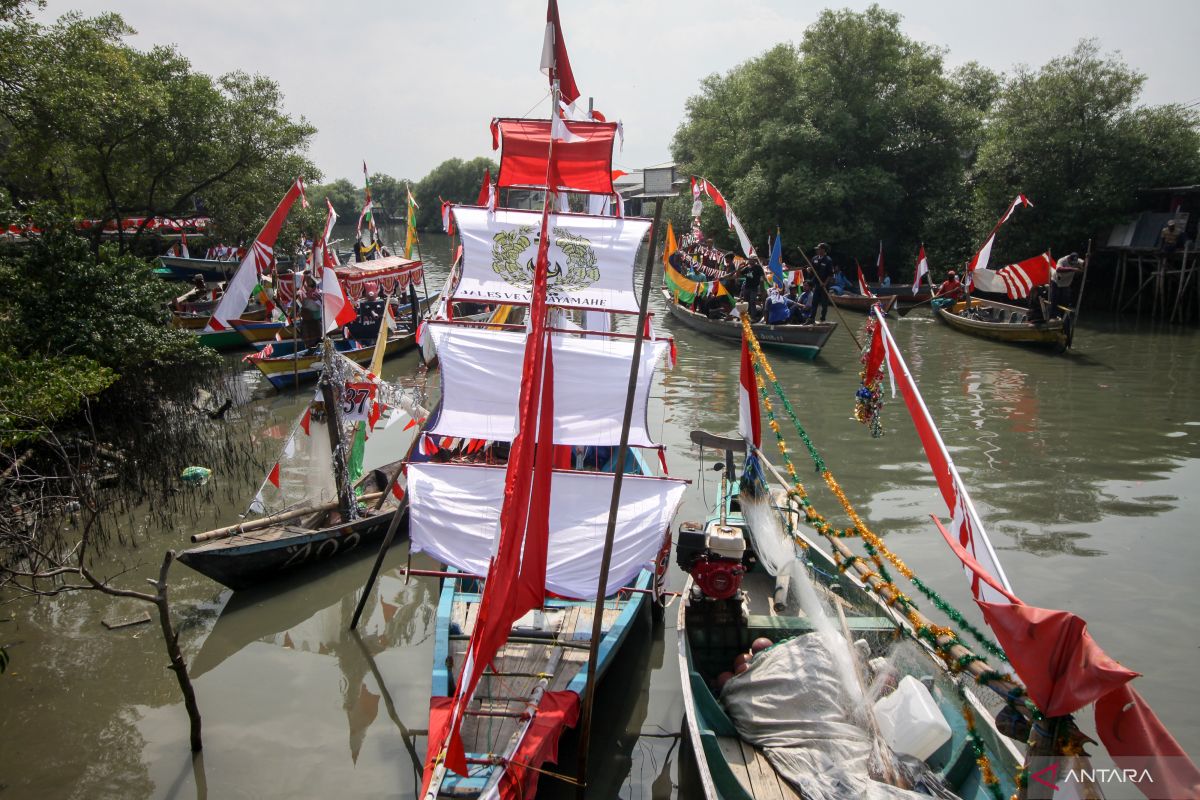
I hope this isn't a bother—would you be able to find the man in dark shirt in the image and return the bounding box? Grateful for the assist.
[809,243,834,321]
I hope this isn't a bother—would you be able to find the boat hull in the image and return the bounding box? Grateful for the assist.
[156,255,239,282]
[935,297,1067,349]
[830,292,898,315]
[177,506,402,591]
[660,289,836,359]
[677,496,1023,800]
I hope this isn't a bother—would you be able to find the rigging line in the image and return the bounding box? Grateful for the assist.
[517,89,553,120]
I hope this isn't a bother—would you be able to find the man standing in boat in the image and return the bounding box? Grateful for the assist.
[809,242,834,321]
[1049,253,1085,318]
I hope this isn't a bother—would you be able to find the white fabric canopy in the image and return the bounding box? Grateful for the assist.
[426,323,667,447]
[407,463,687,599]
[452,207,651,313]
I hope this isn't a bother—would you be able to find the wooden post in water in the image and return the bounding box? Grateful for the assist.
[575,195,664,798]
[319,339,357,522]
[1067,239,1094,349]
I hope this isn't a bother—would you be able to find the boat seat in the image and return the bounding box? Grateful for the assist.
[746,614,895,637]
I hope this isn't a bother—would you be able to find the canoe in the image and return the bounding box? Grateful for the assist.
[865,283,934,305]
[246,333,417,390]
[676,479,1023,800]
[170,306,269,351]
[156,255,240,282]
[830,292,898,315]
[230,292,438,347]
[178,469,406,591]
[660,289,836,360]
[934,297,1068,349]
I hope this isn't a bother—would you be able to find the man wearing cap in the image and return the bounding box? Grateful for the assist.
[1049,253,1085,318]
[809,243,834,322]
[1159,219,1183,256]
[936,269,963,303]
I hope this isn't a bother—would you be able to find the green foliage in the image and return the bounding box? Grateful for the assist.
[413,156,498,230]
[673,5,980,272]
[972,40,1200,260]
[0,228,219,444]
[0,8,318,253]
[0,350,116,445]
[308,178,361,220]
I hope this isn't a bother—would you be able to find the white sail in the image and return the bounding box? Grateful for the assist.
[452,207,651,312]
[425,323,667,447]
[407,463,686,599]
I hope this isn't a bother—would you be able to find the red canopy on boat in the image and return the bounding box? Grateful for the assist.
[494,118,617,194]
[334,256,424,299]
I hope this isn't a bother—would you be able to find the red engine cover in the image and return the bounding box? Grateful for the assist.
[691,557,745,600]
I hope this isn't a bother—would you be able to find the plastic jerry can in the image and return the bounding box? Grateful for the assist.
[872,674,953,762]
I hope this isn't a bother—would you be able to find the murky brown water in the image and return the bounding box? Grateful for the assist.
[2,227,1197,798]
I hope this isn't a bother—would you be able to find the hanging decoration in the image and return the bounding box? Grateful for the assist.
[854,314,885,438]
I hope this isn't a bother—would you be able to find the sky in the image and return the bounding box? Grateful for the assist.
[36,0,1200,185]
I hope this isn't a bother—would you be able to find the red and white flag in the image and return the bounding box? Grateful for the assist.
[873,308,1013,603]
[966,194,1033,290]
[439,197,455,235]
[539,0,580,104]
[996,252,1053,299]
[321,263,356,333]
[856,261,875,297]
[737,332,761,448]
[206,177,306,332]
[911,245,929,294]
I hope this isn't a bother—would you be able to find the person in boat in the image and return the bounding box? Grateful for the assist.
[829,265,855,295]
[354,237,369,263]
[809,242,834,321]
[172,274,209,310]
[792,282,815,323]
[299,274,323,347]
[1049,252,1085,318]
[764,286,802,325]
[738,256,766,319]
[935,269,963,302]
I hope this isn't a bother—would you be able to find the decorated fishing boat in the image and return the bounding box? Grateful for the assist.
[674,309,1200,799]
[179,343,425,590]
[391,6,690,797]
[660,288,837,359]
[171,305,269,351]
[934,297,1068,349]
[830,290,898,315]
[246,332,416,390]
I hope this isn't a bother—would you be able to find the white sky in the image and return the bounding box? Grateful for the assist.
[38,0,1200,184]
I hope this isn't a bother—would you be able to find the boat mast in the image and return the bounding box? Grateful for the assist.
[318,339,358,522]
[574,192,666,798]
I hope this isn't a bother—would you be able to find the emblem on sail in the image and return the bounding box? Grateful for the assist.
[491,226,600,291]
[453,207,651,312]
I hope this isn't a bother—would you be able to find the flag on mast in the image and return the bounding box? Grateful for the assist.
[206,177,306,332]
[767,231,786,287]
[912,245,929,294]
[357,161,375,238]
[856,261,875,297]
[539,0,579,104]
[965,194,1032,290]
[404,185,420,259]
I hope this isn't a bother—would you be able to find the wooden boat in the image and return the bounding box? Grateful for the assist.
[660,288,836,359]
[178,475,404,591]
[231,291,437,347]
[830,291,898,315]
[180,339,421,590]
[865,283,933,305]
[246,333,416,390]
[934,296,1068,349]
[171,305,269,351]
[156,254,241,282]
[675,452,1022,799]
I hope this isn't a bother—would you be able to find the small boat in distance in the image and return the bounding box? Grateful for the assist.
[830,291,898,316]
[660,288,837,359]
[934,296,1069,350]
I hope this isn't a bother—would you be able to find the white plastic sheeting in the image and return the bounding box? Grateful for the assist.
[452,207,651,312]
[407,463,686,599]
[721,635,941,800]
[425,324,667,447]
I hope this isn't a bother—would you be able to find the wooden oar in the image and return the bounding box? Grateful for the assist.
[795,246,861,350]
[190,491,384,543]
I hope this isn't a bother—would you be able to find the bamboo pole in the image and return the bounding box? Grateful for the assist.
[575,195,664,798]
[795,245,862,350]
[191,492,385,543]
[1067,239,1093,349]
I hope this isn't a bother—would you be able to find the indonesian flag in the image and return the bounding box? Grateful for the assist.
[966,194,1033,289]
[875,240,884,283]
[873,308,1013,603]
[539,0,580,105]
[206,177,306,332]
[911,245,929,294]
[439,197,455,234]
[737,332,761,448]
[856,261,875,297]
[321,260,356,333]
[693,176,756,259]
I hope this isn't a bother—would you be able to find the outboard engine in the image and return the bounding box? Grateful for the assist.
[676,521,746,600]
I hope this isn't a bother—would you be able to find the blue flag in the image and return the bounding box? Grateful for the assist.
[768,232,786,287]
